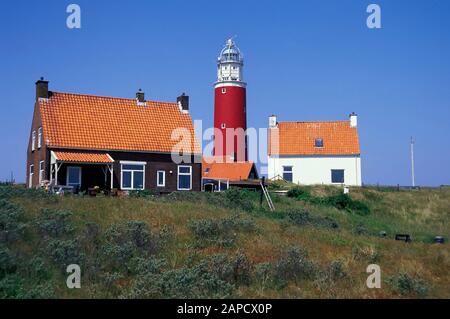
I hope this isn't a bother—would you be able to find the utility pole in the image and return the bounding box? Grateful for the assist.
[410,137,415,187]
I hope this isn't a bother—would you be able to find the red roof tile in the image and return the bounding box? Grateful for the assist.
[39,92,201,154]
[202,157,256,181]
[269,121,360,156]
[53,151,114,163]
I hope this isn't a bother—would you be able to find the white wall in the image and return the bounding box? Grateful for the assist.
[268,155,362,186]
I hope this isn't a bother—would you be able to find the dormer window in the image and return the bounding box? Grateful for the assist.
[38,127,42,149]
[315,138,324,148]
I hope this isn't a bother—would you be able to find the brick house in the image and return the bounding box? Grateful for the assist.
[27,79,202,193]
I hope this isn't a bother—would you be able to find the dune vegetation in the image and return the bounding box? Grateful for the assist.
[0,184,449,299]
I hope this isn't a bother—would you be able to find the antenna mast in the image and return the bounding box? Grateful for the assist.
[410,137,415,187]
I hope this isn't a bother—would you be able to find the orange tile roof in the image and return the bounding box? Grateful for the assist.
[53,151,114,163]
[269,121,360,156]
[202,157,256,181]
[39,92,201,154]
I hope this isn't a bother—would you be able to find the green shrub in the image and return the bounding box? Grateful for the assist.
[0,245,17,278]
[224,187,255,211]
[36,209,74,238]
[0,185,49,200]
[0,200,26,243]
[129,189,157,198]
[389,272,428,297]
[287,187,312,201]
[128,256,166,276]
[126,261,234,299]
[286,209,339,229]
[254,262,273,292]
[273,246,318,286]
[325,194,370,215]
[188,215,256,248]
[45,239,84,270]
[207,251,251,285]
[101,221,160,272]
[327,259,347,280]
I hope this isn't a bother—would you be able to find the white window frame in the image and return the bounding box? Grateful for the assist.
[331,169,345,184]
[157,170,166,187]
[39,161,44,185]
[177,165,192,191]
[66,166,82,188]
[29,164,34,188]
[283,166,293,182]
[38,127,42,149]
[120,161,146,190]
[31,131,36,151]
[221,88,227,94]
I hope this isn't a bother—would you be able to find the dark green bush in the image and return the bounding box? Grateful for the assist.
[325,194,370,215]
[128,256,166,276]
[224,187,255,211]
[0,200,26,243]
[327,259,347,280]
[101,221,160,272]
[274,246,318,286]
[207,251,252,285]
[287,187,312,201]
[45,239,84,270]
[126,261,234,299]
[0,185,50,200]
[188,215,256,248]
[389,272,428,297]
[0,245,17,278]
[286,209,339,229]
[36,209,74,238]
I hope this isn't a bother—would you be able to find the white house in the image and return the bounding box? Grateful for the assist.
[268,113,362,186]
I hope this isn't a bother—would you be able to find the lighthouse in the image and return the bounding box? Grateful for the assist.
[213,38,247,162]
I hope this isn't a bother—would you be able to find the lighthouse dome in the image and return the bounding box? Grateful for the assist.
[218,38,243,63]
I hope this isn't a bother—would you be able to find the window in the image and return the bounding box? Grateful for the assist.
[39,161,44,185]
[283,166,293,182]
[29,165,34,188]
[121,162,145,190]
[178,165,192,190]
[221,123,226,129]
[157,170,165,187]
[315,138,324,148]
[38,127,42,148]
[31,131,36,151]
[331,169,345,184]
[66,167,81,187]
[221,88,227,94]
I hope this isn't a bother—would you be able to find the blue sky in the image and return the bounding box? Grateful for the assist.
[0,0,449,186]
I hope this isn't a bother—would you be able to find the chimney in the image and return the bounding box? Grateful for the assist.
[269,114,277,128]
[177,93,189,112]
[136,89,145,103]
[349,112,358,128]
[36,77,49,100]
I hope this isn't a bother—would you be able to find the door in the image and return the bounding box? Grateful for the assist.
[66,166,82,188]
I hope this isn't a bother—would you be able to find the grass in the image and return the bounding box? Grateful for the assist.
[0,184,449,299]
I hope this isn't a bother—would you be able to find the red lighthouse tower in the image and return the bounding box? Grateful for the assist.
[213,38,247,162]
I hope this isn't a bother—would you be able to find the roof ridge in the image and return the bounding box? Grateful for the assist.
[51,91,177,105]
[278,120,350,124]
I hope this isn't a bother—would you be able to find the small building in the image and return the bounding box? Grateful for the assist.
[268,113,362,186]
[27,79,202,193]
[202,157,259,191]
